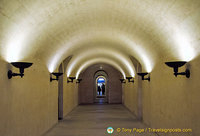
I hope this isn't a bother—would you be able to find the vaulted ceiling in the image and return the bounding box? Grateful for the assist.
[1,0,200,78]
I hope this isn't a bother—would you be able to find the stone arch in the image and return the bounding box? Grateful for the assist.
[93,70,109,103]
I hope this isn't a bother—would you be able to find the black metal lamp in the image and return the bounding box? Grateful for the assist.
[137,72,150,81]
[8,62,33,79]
[50,72,63,82]
[165,61,190,78]
[119,79,126,83]
[126,77,134,83]
[67,77,76,83]
[76,79,82,83]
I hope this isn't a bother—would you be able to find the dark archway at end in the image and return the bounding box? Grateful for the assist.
[78,63,123,104]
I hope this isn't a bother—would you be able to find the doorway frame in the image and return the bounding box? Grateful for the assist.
[93,70,109,103]
[96,76,107,98]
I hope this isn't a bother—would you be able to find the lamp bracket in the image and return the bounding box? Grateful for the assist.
[67,77,76,83]
[126,77,134,83]
[120,79,126,83]
[137,73,150,82]
[7,62,32,79]
[50,72,63,82]
[174,69,190,78]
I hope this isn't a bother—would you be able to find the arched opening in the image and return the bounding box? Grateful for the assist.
[96,76,106,97]
[94,70,109,104]
[95,76,107,104]
[78,64,122,104]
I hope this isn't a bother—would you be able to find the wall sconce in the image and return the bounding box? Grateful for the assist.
[126,77,134,83]
[8,62,33,79]
[165,61,190,78]
[67,77,76,83]
[119,79,126,83]
[137,73,150,81]
[50,72,63,82]
[76,79,82,83]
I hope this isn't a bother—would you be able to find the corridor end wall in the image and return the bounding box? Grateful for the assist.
[78,64,122,104]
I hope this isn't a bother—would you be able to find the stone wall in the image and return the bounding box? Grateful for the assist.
[79,64,122,104]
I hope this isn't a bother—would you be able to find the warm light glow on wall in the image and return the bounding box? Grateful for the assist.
[156,13,199,62]
[1,17,36,62]
[2,24,33,62]
[47,53,63,73]
[47,35,80,73]
[75,58,126,79]
[66,47,135,78]
[120,35,154,72]
[47,30,154,74]
[172,27,197,61]
[1,0,199,75]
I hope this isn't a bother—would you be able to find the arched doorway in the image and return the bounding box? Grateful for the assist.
[94,70,108,104]
[96,76,106,97]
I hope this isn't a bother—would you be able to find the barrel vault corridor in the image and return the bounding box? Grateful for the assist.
[0,0,200,136]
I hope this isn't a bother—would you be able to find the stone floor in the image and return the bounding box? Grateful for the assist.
[43,104,160,136]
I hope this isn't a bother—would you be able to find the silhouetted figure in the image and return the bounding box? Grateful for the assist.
[98,86,101,95]
[102,84,105,95]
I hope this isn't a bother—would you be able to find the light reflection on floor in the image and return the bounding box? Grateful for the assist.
[43,104,161,136]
